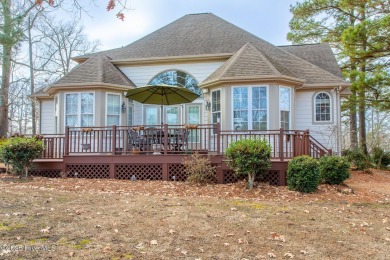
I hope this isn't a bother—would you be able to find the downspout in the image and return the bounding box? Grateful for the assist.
[335,86,342,155]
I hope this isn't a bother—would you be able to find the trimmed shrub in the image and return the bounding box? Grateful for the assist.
[371,147,390,170]
[0,137,43,177]
[225,138,271,189]
[343,149,371,171]
[319,156,350,184]
[287,155,320,193]
[183,153,216,185]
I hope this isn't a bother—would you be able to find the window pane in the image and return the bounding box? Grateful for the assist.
[188,106,200,124]
[81,115,93,127]
[166,107,179,125]
[66,94,78,114]
[212,91,220,112]
[81,93,94,114]
[107,115,119,126]
[149,70,201,96]
[65,115,77,127]
[280,87,290,111]
[128,104,133,126]
[107,94,120,115]
[145,107,158,125]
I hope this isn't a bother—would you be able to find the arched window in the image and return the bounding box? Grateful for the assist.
[149,70,201,95]
[315,92,331,122]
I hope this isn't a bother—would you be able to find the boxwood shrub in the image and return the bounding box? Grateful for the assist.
[319,156,350,184]
[287,155,320,193]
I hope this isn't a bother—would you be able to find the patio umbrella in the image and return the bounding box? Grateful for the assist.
[125,84,200,124]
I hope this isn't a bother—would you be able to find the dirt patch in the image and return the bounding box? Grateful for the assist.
[0,169,389,259]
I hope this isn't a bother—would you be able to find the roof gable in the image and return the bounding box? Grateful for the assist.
[53,54,135,87]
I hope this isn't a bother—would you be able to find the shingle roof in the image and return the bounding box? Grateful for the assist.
[53,54,135,87]
[279,43,343,78]
[202,42,300,85]
[105,13,347,86]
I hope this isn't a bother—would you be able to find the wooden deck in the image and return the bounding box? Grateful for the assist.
[31,124,331,185]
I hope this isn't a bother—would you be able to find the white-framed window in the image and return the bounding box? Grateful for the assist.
[127,99,134,126]
[187,105,201,142]
[211,90,221,127]
[314,92,331,122]
[54,95,59,133]
[106,93,121,125]
[166,106,180,125]
[279,87,291,130]
[65,92,94,127]
[233,86,267,130]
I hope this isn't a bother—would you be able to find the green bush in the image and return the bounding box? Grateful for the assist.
[225,138,271,189]
[343,149,371,171]
[287,155,320,193]
[183,153,216,185]
[0,137,43,177]
[371,147,390,170]
[319,156,350,184]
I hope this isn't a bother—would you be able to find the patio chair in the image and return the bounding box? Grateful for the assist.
[173,128,189,152]
[128,129,144,151]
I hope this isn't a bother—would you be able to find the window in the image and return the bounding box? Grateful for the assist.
[65,93,94,127]
[106,93,121,125]
[127,99,134,126]
[211,90,221,127]
[280,87,291,130]
[166,106,179,125]
[233,86,267,130]
[187,105,200,142]
[149,70,201,96]
[315,92,331,122]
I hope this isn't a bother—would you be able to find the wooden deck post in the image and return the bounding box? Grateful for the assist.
[64,126,69,156]
[216,165,223,184]
[304,129,310,155]
[164,124,168,155]
[279,128,284,161]
[162,163,168,181]
[216,123,221,155]
[112,125,117,155]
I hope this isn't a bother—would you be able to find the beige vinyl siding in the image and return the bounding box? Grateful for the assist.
[295,90,337,151]
[40,100,55,134]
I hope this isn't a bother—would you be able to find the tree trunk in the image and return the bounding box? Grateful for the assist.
[28,16,37,135]
[0,0,12,138]
[0,45,11,138]
[349,89,358,150]
[247,173,255,189]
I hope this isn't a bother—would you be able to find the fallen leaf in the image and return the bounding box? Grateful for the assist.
[150,240,158,246]
[385,238,390,242]
[231,207,237,211]
[69,252,75,257]
[224,243,229,246]
[227,233,234,237]
[169,229,176,235]
[135,243,144,249]
[284,252,294,258]
[304,210,310,214]
[268,252,276,258]
[114,229,118,233]
[95,225,102,228]
[238,238,248,244]
[383,218,388,224]
[181,250,188,255]
[40,226,51,233]
[300,250,308,255]
[386,227,390,231]
[102,245,111,253]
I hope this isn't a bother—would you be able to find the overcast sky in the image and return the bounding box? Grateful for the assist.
[77,0,299,50]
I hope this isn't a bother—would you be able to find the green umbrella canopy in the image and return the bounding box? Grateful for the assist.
[125,84,200,105]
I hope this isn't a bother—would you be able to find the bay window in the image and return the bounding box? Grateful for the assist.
[65,93,94,127]
[233,86,267,130]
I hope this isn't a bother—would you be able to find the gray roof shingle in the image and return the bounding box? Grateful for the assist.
[53,54,135,87]
[279,43,343,78]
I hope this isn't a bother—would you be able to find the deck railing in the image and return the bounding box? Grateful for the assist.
[37,124,331,159]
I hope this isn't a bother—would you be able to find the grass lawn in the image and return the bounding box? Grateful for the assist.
[0,170,389,259]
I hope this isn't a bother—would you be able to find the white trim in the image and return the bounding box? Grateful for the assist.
[231,85,269,130]
[279,86,292,129]
[313,91,333,124]
[64,91,95,128]
[105,92,122,126]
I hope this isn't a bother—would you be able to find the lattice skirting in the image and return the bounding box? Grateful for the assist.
[29,169,61,178]
[67,164,110,179]
[116,164,163,180]
[168,164,187,181]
